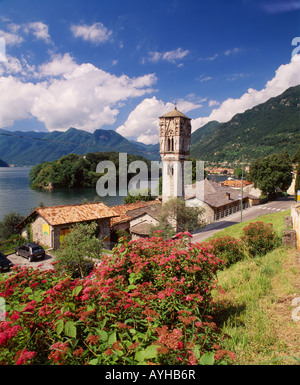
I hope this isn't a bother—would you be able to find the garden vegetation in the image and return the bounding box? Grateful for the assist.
[0,218,287,365]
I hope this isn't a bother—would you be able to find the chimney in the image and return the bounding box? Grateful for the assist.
[226,192,230,200]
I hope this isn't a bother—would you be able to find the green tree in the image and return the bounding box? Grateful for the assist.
[55,222,104,278]
[149,198,205,239]
[0,211,24,240]
[234,168,243,179]
[249,151,293,199]
[124,188,155,204]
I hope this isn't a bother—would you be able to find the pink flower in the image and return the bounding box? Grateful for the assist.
[185,295,192,301]
[158,293,166,300]
[16,349,36,365]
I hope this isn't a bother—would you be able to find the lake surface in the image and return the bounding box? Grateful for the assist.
[0,167,127,220]
[0,167,229,221]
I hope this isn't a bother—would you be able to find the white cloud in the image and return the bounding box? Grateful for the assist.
[26,22,51,43]
[0,53,157,132]
[0,76,43,127]
[71,22,112,45]
[116,96,202,144]
[0,21,52,46]
[197,75,213,82]
[38,53,77,77]
[224,47,242,56]
[192,55,300,131]
[208,99,220,107]
[0,29,24,46]
[262,1,300,14]
[145,47,189,64]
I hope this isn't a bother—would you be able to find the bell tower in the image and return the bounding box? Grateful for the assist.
[159,107,191,203]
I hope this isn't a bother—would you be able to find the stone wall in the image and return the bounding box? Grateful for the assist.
[291,203,300,250]
[31,215,52,248]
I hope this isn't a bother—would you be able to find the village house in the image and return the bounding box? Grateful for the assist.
[16,202,119,250]
[128,203,162,240]
[185,179,259,223]
[110,200,162,242]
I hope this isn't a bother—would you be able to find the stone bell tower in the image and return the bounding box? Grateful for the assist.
[159,106,191,203]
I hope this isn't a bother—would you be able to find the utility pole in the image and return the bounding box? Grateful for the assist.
[241,154,244,222]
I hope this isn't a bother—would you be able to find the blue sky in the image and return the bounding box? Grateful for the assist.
[0,0,299,144]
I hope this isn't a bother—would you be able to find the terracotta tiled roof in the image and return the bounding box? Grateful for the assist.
[219,180,252,188]
[36,202,119,226]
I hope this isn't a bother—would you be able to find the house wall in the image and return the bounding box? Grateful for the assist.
[185,199,215,224]
[31,215,52,248]
[130,213,159,228]
[131,233,148,241]
[51,218,112,250]
[291,203,300,250]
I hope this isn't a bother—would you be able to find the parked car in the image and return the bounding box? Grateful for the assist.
[15,243,45,262]
[0,251,13,272]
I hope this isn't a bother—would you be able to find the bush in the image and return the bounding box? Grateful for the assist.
[241,221,280,257]
[202,236,246,268]
[0,232,236,365]
[55,222,104,278]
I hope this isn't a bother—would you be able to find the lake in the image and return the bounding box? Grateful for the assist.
[0,167,229,221]
[0,167,127,221]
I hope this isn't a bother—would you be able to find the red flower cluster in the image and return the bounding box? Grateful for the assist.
[0,232,236,365]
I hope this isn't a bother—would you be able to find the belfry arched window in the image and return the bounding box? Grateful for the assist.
[167,137,174,152]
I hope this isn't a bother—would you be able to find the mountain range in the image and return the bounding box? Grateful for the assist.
[0,127,159,166]
[0,85,299,166]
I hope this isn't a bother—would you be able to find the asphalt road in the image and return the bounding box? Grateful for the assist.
[192,197,295,243]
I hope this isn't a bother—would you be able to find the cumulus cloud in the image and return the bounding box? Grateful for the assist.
[71,22,112,44]
[0,53,157,132]
[191,55,300,131]
[116,96,202,144]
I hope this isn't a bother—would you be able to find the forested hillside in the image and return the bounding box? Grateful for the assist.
[190,85,300,162]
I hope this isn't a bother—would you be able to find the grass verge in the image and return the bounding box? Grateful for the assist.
[210,208,300,364]
[207,209,290,241]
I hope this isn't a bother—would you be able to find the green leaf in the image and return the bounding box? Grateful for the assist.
[55,319,64,335]
[64,321,77,338]
[135,345,158,362]
[108,331,117,345]
[72,285,83,297]
[126,284,137,292]
[88,358,99,365]
[97,330,108,342]
[193,344,200,360]
[200,352,215,365]
[23,287,32,294]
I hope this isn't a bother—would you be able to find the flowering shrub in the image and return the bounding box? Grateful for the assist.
[201,236,245,268]
[241,221,280,257]
[0,232,236,365]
